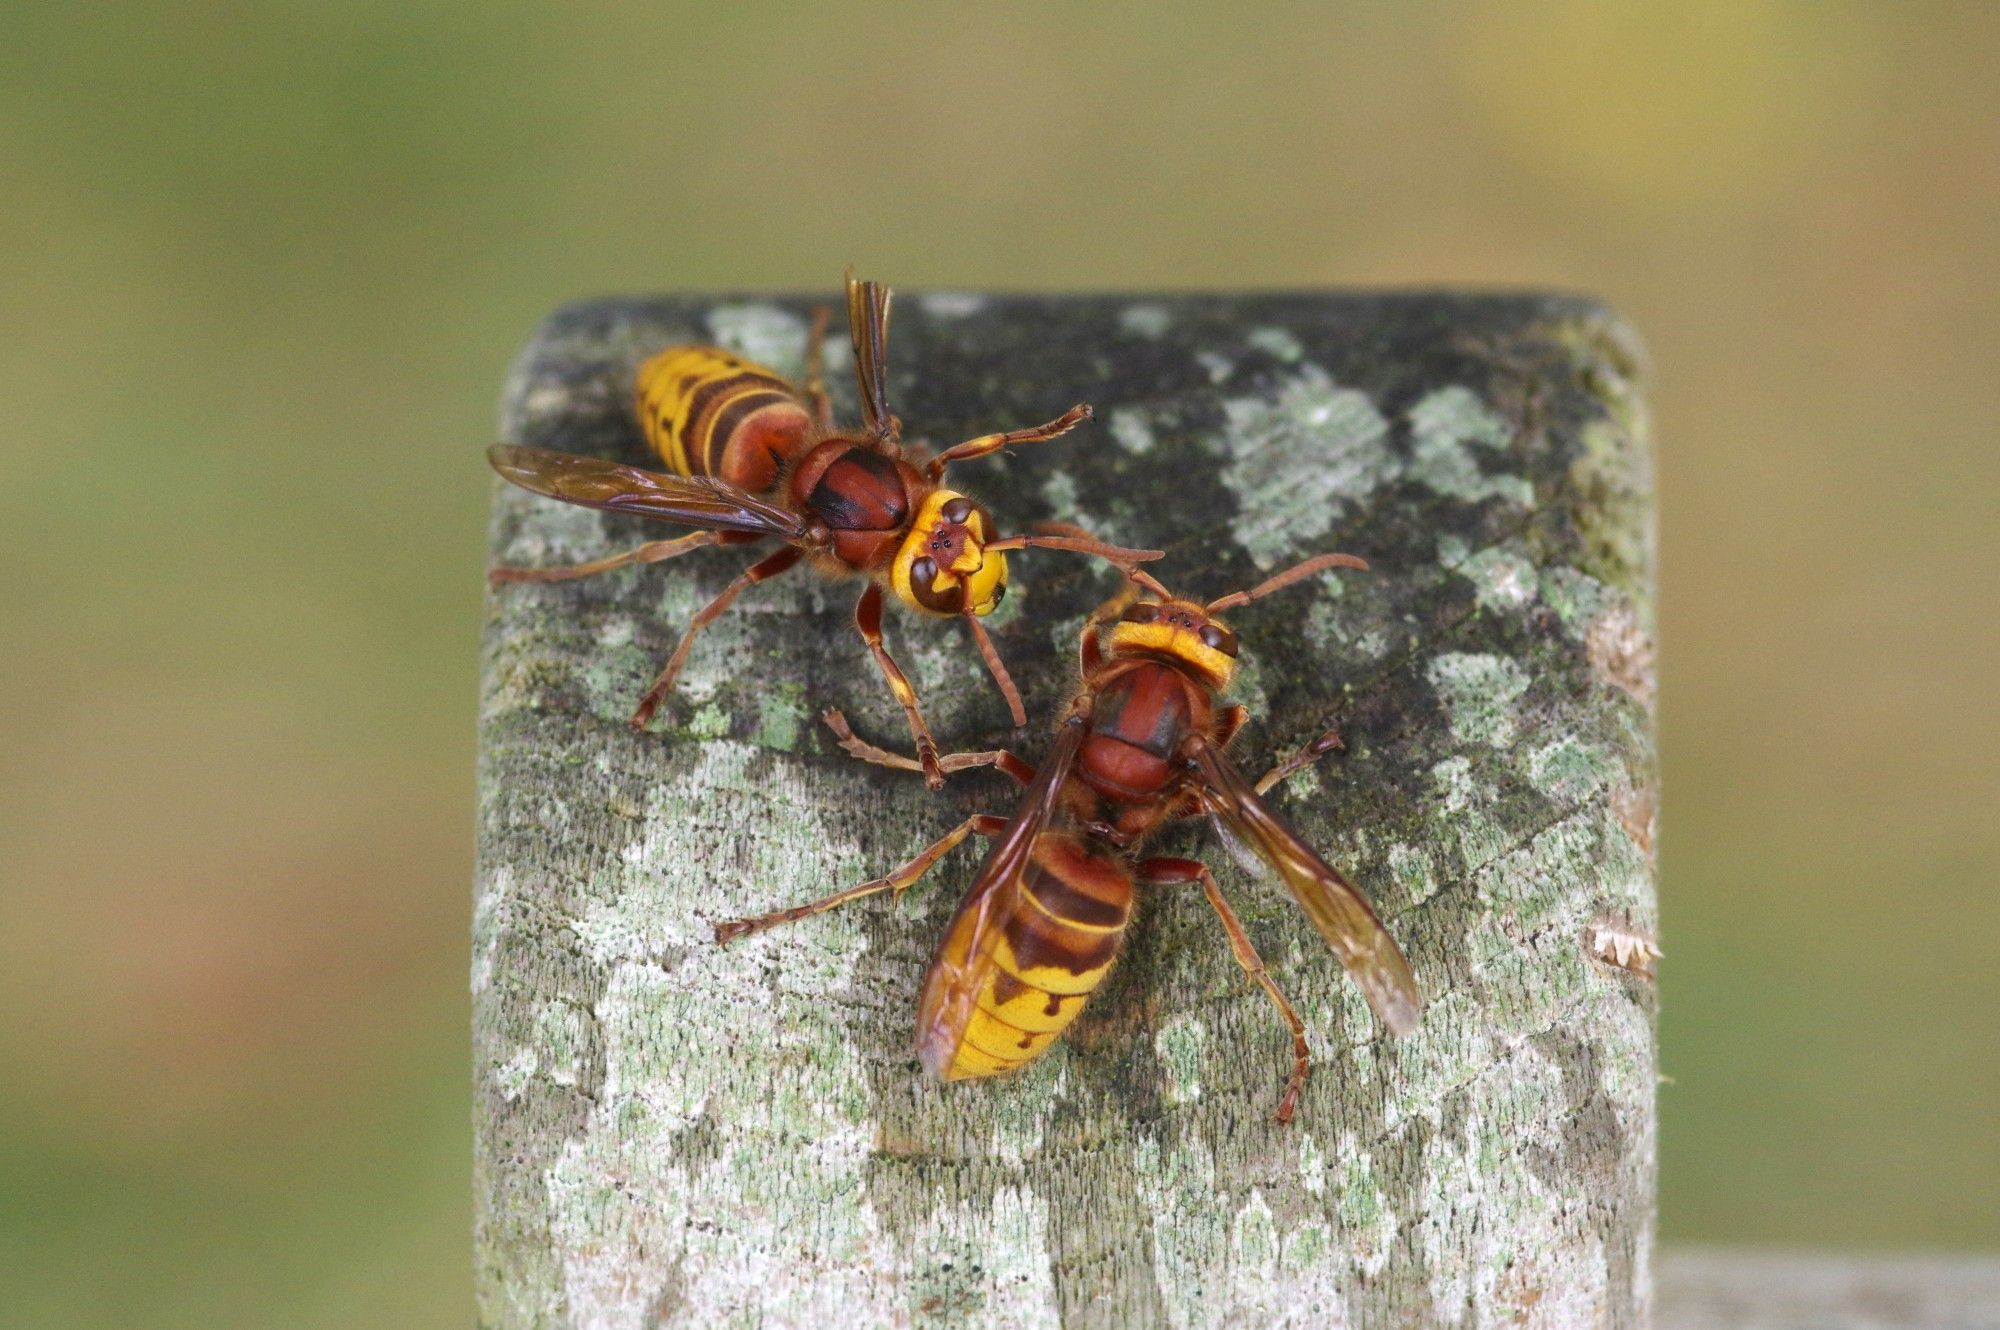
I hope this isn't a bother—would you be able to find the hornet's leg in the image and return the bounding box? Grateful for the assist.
[963,613,1027,727]
[1256,725,1345,795]
[714,814,1009,943]
[821,708,1036,786]
[629,545,803,730]
[926,404,1092,477]
[854,584,946,790]
[489,529,748,587]
[1141,856,1312,1124]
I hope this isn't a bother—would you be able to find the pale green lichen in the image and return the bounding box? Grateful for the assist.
[1118,303,1172,339]
[1406,385,1534,507]
[1106,407,1157,455]
[706,302,812,378]
[1457,544,1541,614]
[1428,651,1533,748]
[1246,326,1304,363]
[1154,1014,1207,1106]
[1567,418,1656,629]
[920,291,988,319]
[1219,367,1397,568]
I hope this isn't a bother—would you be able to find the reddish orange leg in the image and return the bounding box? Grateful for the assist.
[801,304,833,432]
[854,584,946,790]
[926,404,1094,478]
[1142,856,1312,1124]
[489,529,739,587]
[629,546,804,730]
[1255,725,1345,796]
[963,614,1027,727]
[714,813,1009,943]
[821,708,1036,786]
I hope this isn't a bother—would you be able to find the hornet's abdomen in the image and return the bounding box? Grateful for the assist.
[634,346,813,493]
[941,834,1133,1080]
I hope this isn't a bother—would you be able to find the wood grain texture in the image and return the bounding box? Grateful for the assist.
[474,291,1658,1328]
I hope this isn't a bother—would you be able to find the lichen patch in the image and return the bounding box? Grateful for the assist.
[1406,385,1534,507]
[1220,367,1397,568]
[1107,406,1157,454]
[1428,652,1533,748]
[705,302,813,379]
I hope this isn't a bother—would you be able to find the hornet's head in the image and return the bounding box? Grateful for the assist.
[1104,594,1240,688]
[890,490,1007,617]
[1103,551,1372,690]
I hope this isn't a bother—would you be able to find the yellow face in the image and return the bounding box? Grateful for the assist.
[1104,597,1239,687]
[891,490,1009,617]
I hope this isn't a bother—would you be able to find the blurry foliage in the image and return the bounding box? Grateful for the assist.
[1,2,1995,1325]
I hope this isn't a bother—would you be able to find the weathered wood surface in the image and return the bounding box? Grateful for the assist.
[474,290,1659,1328]
[1657,1249,2000,1329]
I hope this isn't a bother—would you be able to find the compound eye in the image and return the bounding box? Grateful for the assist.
[911,555,939,589]
[1121,603,1159,624]
[939,496,974,525]
[1198,623,1239,657]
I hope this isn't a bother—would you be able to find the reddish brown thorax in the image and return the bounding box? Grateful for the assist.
[1072,660,1217,842]
[785,439,924,570]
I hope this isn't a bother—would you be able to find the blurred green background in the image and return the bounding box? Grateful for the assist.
[3,2,1995,1325]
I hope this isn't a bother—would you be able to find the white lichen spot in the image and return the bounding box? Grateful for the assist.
[493,1047,537,1102]
[706,302,812,379]
[1537,565,1614,638]
[1107,406,1157,454]
[1527,734,1610,805]
[530,999,591,1087]
[1428,651,1532,747]
[1037,465,1140,553]
[1230,1187,1279,1279]
[1298,1131,1327,1195]
[1436,532,1470,566]
[498,495,609,568]
[906,1182,1061,1328]
[1133,1138,1225,1330]
[520,383,571,420]
[919,290,986,318]
[1247,326,1304,363]
[1119,302,1172,339]
[1386,841,1438,908]
[1407,385,1534,507]
[1154,1013,1206,1105]
[754,680,807,752]
[1427,755,1513,869]
[1335,1150,1398,1278]
[1197,350,1235,383]
[593,614,636,650]
[1220,367,1397,568]
[1459,545,1539,613]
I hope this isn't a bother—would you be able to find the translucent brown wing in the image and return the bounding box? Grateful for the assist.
[844,273,894,439]
[488,445,806,539]
[915,713,1088,1077]
[1187,735,1422,1036]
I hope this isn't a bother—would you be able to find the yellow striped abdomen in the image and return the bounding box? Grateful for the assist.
[633,346,813,493]
[943,834,1134,1080]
